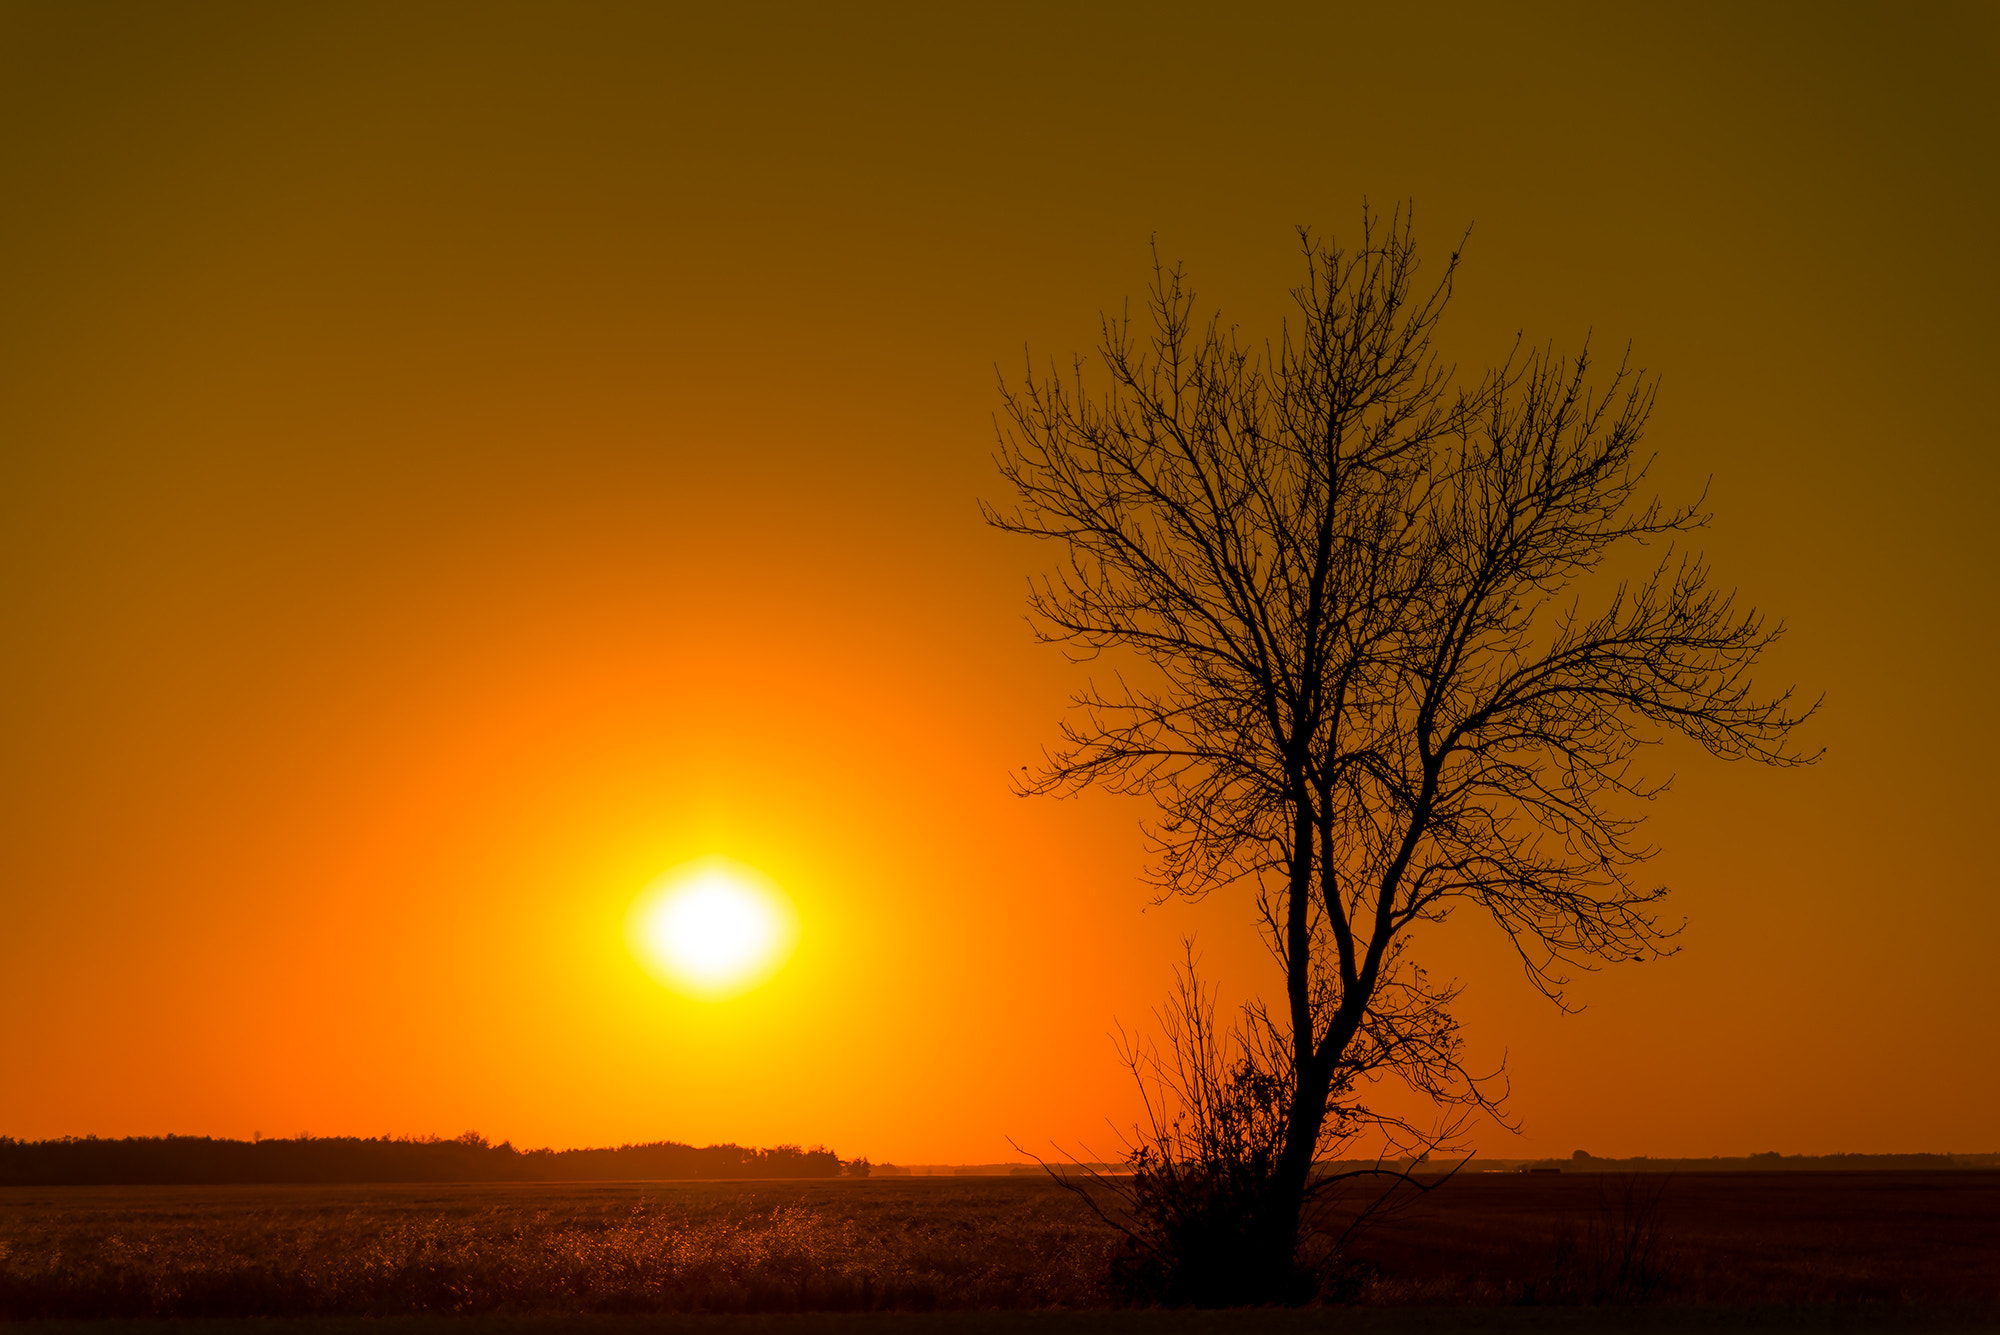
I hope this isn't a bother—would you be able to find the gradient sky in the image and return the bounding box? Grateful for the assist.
[2,2,1994,1164]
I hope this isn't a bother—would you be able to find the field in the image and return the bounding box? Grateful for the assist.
[1,1173,1994,1330]
[1336,1171,2000,1305]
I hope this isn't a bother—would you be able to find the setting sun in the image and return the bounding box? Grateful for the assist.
[625,858,799,1000]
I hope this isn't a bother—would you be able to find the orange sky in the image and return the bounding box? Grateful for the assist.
[2,2,1995,1165]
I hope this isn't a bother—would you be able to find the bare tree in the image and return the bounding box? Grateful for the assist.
[986,210,1816,1301]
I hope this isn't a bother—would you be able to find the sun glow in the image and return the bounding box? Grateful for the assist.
[625,857,799,1000]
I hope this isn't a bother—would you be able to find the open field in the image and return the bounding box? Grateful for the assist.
[1334,1172,2000,1305]
[1,1173,1994,1323]
[0,1179,1107,1319]
[8,1310,2000,1335]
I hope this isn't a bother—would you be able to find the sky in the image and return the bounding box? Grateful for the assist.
[2,2,1995,1165]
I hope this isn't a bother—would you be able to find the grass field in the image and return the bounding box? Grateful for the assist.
[8,1308,2000,1335]
[2,1173,1994,1325]
[1334,1171,2000,1305]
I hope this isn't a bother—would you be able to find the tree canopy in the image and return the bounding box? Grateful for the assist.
[988,211,1816,1302]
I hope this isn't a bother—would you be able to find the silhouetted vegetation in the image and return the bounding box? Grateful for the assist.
[0,1132,841,1186]
[1054,957,1442,1306]
[989,210,1818,1302]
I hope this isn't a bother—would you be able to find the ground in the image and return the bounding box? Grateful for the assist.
[2,1172,1994,1329]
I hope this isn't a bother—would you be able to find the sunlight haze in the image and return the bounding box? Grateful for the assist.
[0,1,1993,1167]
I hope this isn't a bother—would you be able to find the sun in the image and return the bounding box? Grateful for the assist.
[625,857,799,1000]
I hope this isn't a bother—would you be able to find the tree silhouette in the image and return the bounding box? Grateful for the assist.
[987,210,1816,1301]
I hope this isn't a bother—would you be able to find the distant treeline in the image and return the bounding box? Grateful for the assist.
[1509,1151,2000,1174]
[0,1133,847,1186]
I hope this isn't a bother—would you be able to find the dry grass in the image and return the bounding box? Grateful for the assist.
[0,1180,1112,1318]
[3,1172,1996,1318]
[1334,1171,2000,1306]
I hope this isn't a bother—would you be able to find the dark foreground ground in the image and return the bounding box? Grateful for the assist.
[6,1309,2000,1334]
[1334,1171,1999,1305]
[2,1173,1994,1329]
